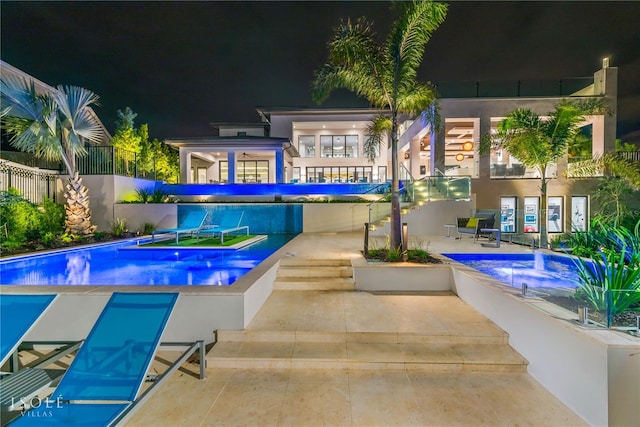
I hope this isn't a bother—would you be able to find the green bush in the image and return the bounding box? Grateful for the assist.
[112,218,128,237]
[571,221,640,318]
[141,222,155,235]
[38,198,65,235]
[0,188,40,242]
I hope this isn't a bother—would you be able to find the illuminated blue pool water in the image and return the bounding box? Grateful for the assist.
[443,252,581,289]
[0,235,295,286]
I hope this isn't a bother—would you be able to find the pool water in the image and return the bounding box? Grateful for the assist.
[0,235,295,286]
[443,252,581,290]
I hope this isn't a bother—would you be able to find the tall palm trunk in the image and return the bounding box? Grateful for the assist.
[64,171,96,236]
[539,166,548,248]
[390,112,402,250]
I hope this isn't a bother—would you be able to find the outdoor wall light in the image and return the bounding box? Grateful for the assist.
[462,141,474,151]
[455,153,465,162]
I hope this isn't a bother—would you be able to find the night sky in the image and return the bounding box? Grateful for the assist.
[2,1,639,143]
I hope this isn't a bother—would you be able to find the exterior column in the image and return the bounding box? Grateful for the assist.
[275,150,284,183]
[179,147,191,183]
[430,126,445,176]
[227,151,236,183]
[479,116,491,179]
[410,135,421,177]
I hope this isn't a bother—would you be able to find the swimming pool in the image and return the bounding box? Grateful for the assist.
[443,251,581,290]
[0,234,295,286]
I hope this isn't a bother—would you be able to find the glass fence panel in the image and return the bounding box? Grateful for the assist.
[606,289,640,330]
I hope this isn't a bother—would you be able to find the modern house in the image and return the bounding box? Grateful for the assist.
[174,59,617,238]
[1,59,623,239]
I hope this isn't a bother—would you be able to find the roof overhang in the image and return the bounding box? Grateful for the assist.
[164,136,298,157]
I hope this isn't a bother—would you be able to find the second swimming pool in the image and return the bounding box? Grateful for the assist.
[0,234,295,286]
[443,251,581,290]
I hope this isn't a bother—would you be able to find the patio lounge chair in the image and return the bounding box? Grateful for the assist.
[151,210,208,244]
[1,294,56,368]
[9,292,206,427]
[199,211,249,243]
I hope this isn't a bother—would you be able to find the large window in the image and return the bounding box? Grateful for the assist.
[218,160,269,183]
[219,161,228,182]
[500,196,517,233]
[547,196,563,233]
[320,135,358,158]
[571,196,588,231]
[238,160,269,183]
[306,166,373,183]
[298,135,315,158]
[523,196,540,233]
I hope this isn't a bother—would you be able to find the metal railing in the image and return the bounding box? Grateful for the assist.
[618,151,640,162]
[433,77,595,98]
[0,160,59,203]
[70,146,158,179]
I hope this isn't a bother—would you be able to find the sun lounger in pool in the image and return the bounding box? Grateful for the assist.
[199,211,249,243]
[9,292,186,427]
[151,210,208,244]
[0,294,56,368]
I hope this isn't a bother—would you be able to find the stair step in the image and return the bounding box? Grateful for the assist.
[206,341,527,372]
[216,330,509,345]
[277,266,352,278]
[273,277,355,291]
[279,258,352,267]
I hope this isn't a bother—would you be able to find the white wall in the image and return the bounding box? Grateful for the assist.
[71,175,159,231]
[113,203,178,233]
[302,203,370,232]
[370,200,474,237]
[450,267,639,427]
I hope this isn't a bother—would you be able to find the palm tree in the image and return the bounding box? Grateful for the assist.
[1,77,106,236]
[312,0,447,250]
[493,99,608,248]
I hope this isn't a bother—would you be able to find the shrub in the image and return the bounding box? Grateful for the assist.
[112,218,128,237]
[141,222,155,235]
[135,187,152,203]
[38,198,65,235]
[0,188,40,241]
[571,221,640,319]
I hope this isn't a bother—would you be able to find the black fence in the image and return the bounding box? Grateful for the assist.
[68,146,158,180]
[433,77,595,98]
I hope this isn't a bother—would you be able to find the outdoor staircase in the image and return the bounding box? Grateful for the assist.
[206,257,528,373]
[368,179,442,231]
[272,258,355,291]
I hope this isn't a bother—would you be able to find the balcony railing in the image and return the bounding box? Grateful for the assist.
[433,77,595,98]
[63,146,160,180]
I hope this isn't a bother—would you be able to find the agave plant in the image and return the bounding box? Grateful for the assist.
[572,221,640,320]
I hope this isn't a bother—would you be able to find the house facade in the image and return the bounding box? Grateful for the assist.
[255,60,618,237]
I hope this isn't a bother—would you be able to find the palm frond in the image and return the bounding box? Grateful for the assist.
[568,152,640,190]
[364,115,392,163]
[388,1,447,90]
[397,83,437,117]
[55,85,104,145]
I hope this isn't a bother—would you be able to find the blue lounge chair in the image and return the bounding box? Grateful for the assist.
[151,210,208,244]
[0,294,56,368]
[199,211,249,243]
[10,292,180,427]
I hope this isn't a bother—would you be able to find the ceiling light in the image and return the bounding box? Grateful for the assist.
[455,153,465,162]
[462,141,474,151]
